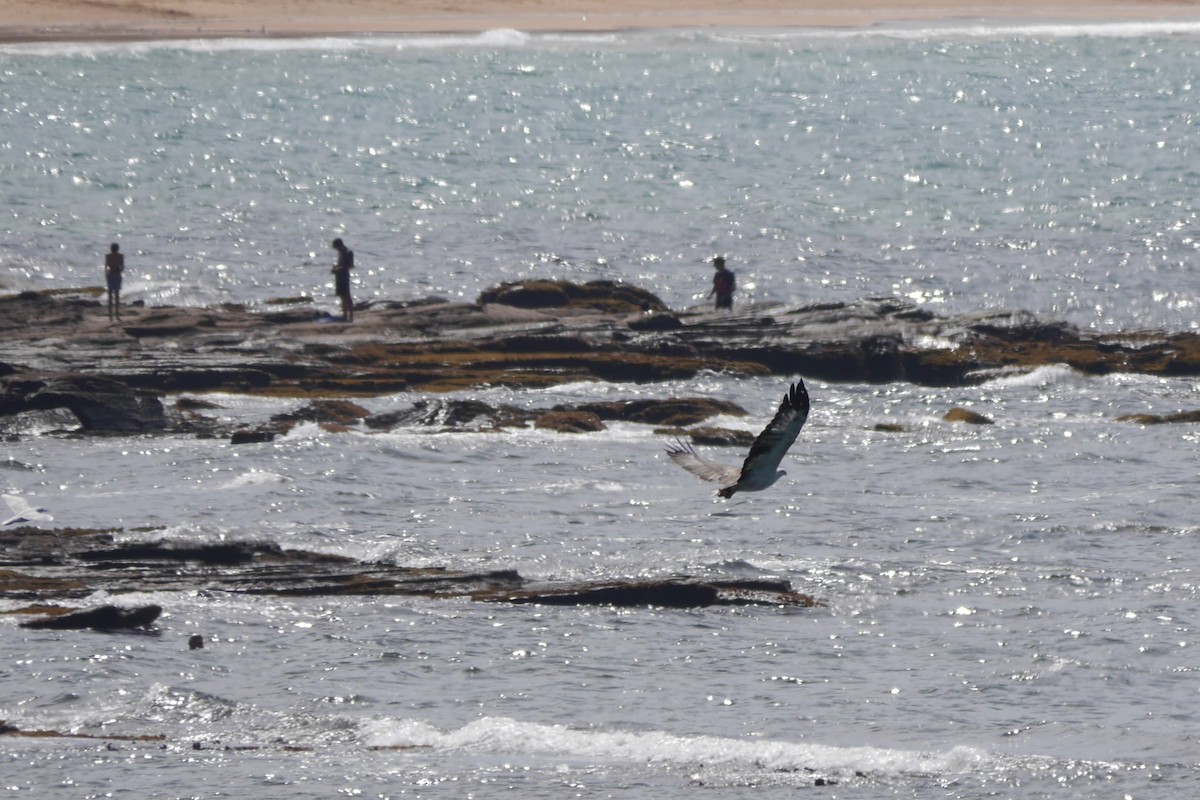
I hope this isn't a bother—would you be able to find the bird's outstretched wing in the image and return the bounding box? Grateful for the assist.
[665,380,810,496]
[2,494,53,525]
[736,380,810,480]
[665,440,742,486]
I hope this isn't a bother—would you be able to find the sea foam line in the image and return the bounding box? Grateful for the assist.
[364,715,997,778]
[3,19,1200,58]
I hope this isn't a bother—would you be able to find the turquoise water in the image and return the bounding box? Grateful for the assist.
[3,22,1200,800]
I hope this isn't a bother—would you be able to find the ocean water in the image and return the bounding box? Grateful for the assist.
[2,23,1200,327]
[3,22,1200,800]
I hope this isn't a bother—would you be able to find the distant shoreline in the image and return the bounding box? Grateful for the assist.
[2,0,1200,44]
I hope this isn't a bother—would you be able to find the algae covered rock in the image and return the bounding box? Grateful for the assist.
[478,279,668,314]
[534,410,606,433]
[942,407,994,425]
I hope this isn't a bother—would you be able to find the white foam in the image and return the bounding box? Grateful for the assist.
[215,470,289,490]
[0,29,538,58]
[730,19,1200,43]
[364,715,996,778]
[5,20,1200,59]
[980,363,1090,389]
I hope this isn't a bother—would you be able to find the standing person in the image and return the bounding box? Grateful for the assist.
[708,255,735,311]
[104,242,124,321]
[331,237,354,322]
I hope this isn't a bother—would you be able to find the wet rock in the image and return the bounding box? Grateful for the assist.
[121,308,217,337]
[80,541,277,566]
[626,312,683,331]
[20,603,162,631]
[564,397,747,426]
[7,281,1200,429]
[362,408,414,430]
[261,306,324,325]
[965,309,1075,342]
[129,368,275,394]
[0,375,168,433]
[478,279,668,314]
[263,296,315,306]
[681,426,757,447]
[174,397,223,411]
[0,407,82,437]
[861,334,904,382]
[534,410,606,433]
[271,399,371,427]
[478,333,593,355]
[230,428,277,445]
[478,578,818,608]
[942,407,994,425]
[371,396,748,434]
[1116,409,1200,424]
[368,399,531,431]
[0,720,165,742]
[0,527,818,609]
[0,289,94,332]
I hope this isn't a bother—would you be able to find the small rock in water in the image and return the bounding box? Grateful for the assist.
[942,407,994,425]
[230,428,276,445]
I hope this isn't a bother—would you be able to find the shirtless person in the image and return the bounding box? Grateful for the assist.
[104,242,124,320]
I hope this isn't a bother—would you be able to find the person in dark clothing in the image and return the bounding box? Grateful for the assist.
[709,255,735,311]
[331,237,354,322]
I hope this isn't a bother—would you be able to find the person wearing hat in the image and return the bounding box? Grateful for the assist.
[708,255,735,311]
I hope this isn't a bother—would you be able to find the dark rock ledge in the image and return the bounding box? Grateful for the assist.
[0,527,818,613]
[4,280,1200,437]
[1,525,817,750]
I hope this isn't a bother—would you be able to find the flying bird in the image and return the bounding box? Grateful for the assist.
[2,494,54,526]
[666,380,810,498]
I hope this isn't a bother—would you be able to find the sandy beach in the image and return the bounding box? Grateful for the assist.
[2,0,1199,42]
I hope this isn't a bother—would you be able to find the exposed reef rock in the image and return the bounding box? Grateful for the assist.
[534,410,606,433]
[561,397,746,426]
[677,426,757,447]
[476,279,669,314]
[1115,410,1200,425]
[0,527,816,610]
[19,604,162,631]
[4,281,1200,440]
[480,578,818,608]
[0,374,169,433]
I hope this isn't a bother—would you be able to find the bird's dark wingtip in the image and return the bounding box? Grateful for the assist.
[788,379,810,411]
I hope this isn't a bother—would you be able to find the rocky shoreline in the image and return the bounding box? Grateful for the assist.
[4,279,1200,618]
[4,279,1200,439]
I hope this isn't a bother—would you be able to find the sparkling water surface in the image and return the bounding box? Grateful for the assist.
[2,24,1199,326]
[3,22,1200,800]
